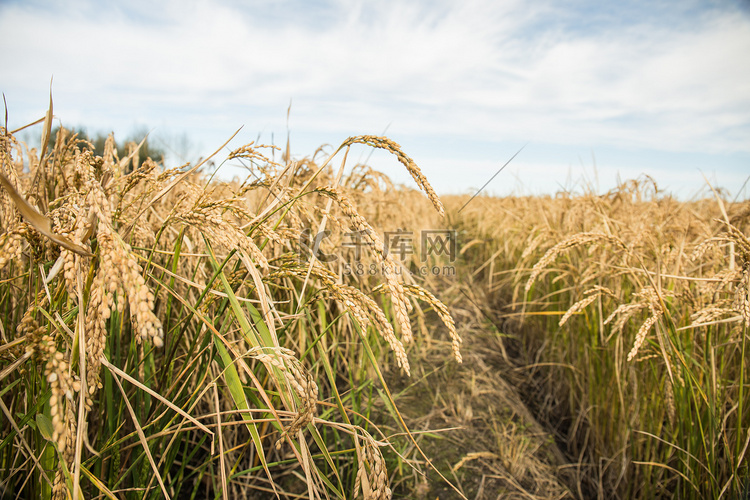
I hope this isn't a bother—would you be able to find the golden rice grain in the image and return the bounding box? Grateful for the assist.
[316,186,413,347]
[354,430,392,500]
[248,347,319,437]
[525,232,626,294]
[399,283,462,363]
[271,260,411,375]
[0,230,22,271]
[733,265,750,328]
[559,294,599,327]
[626,288,664,362]
[340,135,444,217]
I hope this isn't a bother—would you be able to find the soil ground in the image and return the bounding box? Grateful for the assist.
[381,294,581,500]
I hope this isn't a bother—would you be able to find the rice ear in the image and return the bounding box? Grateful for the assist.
[121,126,242,239]
[0,172,93,257]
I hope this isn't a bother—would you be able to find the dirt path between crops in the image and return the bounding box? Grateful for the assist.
[383,301,583,500]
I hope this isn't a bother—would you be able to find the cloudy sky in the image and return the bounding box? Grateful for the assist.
[1,0,749,198]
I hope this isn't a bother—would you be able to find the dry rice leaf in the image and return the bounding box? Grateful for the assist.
[38,86,54,173]
[9,115,46,135]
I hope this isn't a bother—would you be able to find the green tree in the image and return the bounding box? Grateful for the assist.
[50,125,165,168]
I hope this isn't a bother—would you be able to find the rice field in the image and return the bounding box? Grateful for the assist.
[0,102,748,499]
[446,181,750,498]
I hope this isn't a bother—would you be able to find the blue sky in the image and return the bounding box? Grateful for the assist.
[1,0,749,198]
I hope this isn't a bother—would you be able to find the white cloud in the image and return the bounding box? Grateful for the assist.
[1,0,748,195]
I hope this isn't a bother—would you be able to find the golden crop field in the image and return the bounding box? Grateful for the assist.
[1,103,748,499]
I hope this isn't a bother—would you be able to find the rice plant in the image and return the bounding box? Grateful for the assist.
[3,98,748,499]
[447,180,750,498]
[0,100,462,499]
